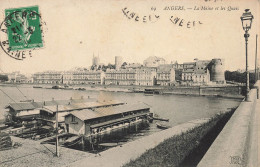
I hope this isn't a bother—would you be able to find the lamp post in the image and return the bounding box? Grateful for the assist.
[241,9,254,101]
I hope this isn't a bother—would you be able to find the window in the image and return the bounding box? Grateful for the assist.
[72,115,76,122]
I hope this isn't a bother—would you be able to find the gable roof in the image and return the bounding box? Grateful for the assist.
[67,103,150,121]
[42,100,125,113]
[5,98,96,111]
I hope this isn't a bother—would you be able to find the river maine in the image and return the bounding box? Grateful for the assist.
[0,84,240,126]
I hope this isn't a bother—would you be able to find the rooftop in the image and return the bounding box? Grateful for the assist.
[42,100,125,113]
[5,98,96,111]
[67,102,150,121]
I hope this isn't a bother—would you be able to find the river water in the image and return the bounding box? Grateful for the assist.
[0,85,241,124]
[0,85,241,151]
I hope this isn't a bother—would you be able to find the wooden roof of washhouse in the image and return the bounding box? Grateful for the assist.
[67,103,150,121]
[5,98,97,111]
[42,100,125,113]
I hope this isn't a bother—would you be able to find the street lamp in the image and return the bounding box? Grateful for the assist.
[241,9,254,101]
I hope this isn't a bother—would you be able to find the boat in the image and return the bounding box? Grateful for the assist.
[33,86,42,88]
[76,88,86,91]
[52,85,61,89]
[156,123,169,129]
[99,142,118,147]
[153,117,169,122]
[63,85,73,90]
[20,99,33,102]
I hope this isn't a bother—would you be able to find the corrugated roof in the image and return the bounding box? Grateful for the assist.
[69,109,98,121]
[68,103,150,121]
[42,100,125,112]
[5,98,96,111]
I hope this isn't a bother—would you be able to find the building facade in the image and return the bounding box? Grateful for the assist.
[105,68,156,86]
[33,71,63,84]
[156,65,175,86]
[63,70,105,85]
[31,57,226,86]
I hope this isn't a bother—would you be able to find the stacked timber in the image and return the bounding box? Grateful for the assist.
[0,132,12,151]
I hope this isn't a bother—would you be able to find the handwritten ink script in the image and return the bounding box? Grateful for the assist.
[122,7,202,28]
[122,5,239,28]
[170,16,202,28]
[122,8,160,23]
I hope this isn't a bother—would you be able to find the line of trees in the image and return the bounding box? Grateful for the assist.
[225,70,256,84]
[0,75,8,82]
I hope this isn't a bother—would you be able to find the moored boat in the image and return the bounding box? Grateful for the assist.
[33,86,43,88]
[156,123,169,129]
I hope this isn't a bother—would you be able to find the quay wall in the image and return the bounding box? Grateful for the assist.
[198,81,259,167]
[0,83,243,99]
[161,85,242,98]
[68,118,211,167]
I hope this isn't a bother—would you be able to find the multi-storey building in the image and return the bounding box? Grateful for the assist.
[105,68,156,86]
[181,60,213,85]
[136,68,157,86]
[156,64,175,86]
[63,70,105,85]
[33,71,62,84]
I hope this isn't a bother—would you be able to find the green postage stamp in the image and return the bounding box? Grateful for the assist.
[4,6,43,51]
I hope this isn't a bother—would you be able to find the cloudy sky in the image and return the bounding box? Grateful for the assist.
[0,0,259,74]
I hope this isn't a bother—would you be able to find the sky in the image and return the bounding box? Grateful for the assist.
[0,0,259,74]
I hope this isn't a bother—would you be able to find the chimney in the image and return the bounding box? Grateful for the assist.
[43,101,45,105]
[52,98,54,101]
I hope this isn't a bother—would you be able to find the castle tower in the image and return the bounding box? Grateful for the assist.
[210,59,225,84]
[115,56,123,70]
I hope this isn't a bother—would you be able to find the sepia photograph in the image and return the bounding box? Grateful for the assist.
[0,0,259,166]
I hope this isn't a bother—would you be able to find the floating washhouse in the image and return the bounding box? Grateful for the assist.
[39,100,125,127]
[64,102,152,136]
[4,97,123,127]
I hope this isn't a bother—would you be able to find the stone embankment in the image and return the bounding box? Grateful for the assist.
[68,118,210,167]
[198,81,260,167]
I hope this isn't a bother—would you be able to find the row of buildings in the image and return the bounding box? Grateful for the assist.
[32,57,226,86]
[1,71,33,83]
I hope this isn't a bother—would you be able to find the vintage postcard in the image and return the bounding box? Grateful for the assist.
[0,0,259,167]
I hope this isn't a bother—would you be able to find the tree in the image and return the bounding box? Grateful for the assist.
[225,70,255,84]
[0,75,8,82]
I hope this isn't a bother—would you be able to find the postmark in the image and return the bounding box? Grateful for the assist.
[0,6,45,60]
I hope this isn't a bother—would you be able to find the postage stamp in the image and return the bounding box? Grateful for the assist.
[0,5,44,60]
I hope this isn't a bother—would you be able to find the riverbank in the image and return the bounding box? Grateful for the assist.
[123,109,235,167]
[0,83,244,99]
[0,110,237,167]
[68,118,211,167]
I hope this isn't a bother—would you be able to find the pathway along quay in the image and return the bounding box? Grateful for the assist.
[68,118,211,167]
[198,81,260,167]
